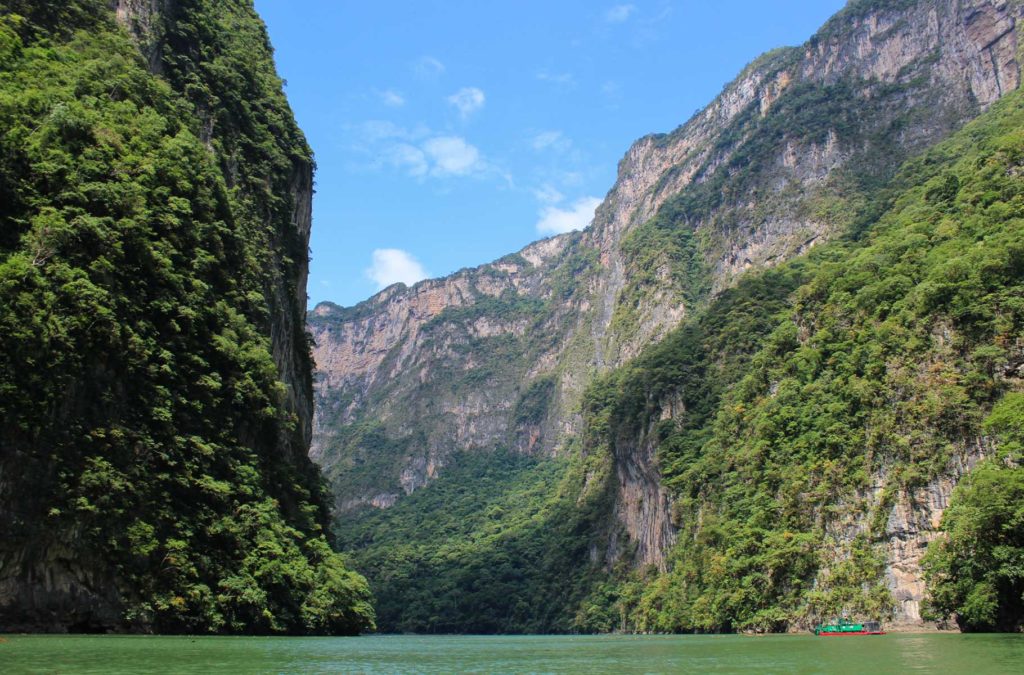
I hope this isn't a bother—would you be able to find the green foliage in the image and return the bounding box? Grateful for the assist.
[600,263,808,453]
[0,1,371,634]
[424,289,546,331]
[319,421,411,498]
[513,375,557,427]
[612,196,712,339]
[547,240,598,300]
[922,394,1024,631]
[335,448,617,634]
[582,88,1024,633]
[813,0,916,43]
[985,393,1024,462]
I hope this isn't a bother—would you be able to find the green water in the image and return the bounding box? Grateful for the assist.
[1,633,1022,674]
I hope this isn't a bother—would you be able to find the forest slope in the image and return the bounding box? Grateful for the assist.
[0,0,372,634]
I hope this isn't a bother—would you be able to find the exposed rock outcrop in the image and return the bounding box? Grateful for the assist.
[884,444,989,625]
[111,0,174,71]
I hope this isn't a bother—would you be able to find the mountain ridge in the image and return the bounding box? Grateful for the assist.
[312,0,1024,633]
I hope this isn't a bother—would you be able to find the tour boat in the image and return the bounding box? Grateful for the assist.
[813,618,885,636]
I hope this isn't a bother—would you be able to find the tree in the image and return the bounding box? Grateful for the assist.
[923,393,1024,632]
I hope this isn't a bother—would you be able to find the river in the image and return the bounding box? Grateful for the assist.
[1,633,1022,673]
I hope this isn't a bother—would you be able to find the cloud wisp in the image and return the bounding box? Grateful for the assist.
[379,89,406,107]
[350,122,495,180]
[605,4,637,23]
[366,249,429,289]
[536,196,602,235]
[414,56,446,79]
[423,136,482,176]
[533,184,565,205]
[385,143,429,177]
[447,87,486,119]
[530,130,572,154]
[536,70,576,88]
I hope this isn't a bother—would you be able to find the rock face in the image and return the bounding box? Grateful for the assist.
[310,235,578,503]
[314,0,1021,586]
[111,0,174,70]
[884,443,989,624]
[270,160,315,459]
[812,439,992,627]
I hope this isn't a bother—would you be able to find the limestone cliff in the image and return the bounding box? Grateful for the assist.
[312,0,1023,632]
[112,0,173,71]
[311,235,578,503]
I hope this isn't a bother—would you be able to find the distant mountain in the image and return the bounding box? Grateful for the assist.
[312,0,1024,634]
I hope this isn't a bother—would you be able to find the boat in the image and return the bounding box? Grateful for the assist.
[813,618,885,636]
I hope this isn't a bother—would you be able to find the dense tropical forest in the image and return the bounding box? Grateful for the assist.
[597,88,1024,632]
[0,0,372,634]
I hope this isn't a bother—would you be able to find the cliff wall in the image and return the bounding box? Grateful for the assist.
[0,0,367,634]
[314,0,1022,568]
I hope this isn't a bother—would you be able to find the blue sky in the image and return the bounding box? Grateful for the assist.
[253,1,847,308]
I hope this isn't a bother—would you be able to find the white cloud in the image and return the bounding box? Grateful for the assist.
[348,122,494,180]
[414,56,446,78]
[447,87,486,119]
[387,143,429,177]
[533,184,565,205]
[379,89,405,107]
[366,249,428,289]
[605,4,637,23]
[531,130,571,153]
[423,136,482,176]
[536,197,602,235]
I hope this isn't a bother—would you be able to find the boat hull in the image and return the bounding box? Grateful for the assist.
[816,631,886,636]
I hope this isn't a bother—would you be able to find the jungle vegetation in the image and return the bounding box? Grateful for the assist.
[0,0,373,634]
